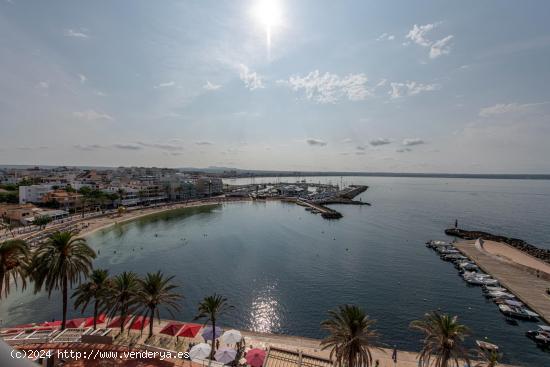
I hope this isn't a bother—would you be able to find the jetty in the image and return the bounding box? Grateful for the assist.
[453,239,550,324]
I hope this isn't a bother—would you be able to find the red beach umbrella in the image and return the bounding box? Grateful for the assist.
[130,316,150,330]
[65,318,87,328]
[84,314,106,327]
[177,323,202,338]
[246,349,266,367]
[107,316,128,328]
[160,323,184,336]
[42,321,62,328]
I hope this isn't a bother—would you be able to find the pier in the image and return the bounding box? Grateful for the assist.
[454,239,550,324]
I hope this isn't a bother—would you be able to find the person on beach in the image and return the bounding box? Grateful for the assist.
[392,346,397,365]
[455,219,458,228]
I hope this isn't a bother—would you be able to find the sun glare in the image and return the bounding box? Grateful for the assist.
[251,0,283,59]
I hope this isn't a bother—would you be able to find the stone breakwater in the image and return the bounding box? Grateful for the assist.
[445,228,550,264]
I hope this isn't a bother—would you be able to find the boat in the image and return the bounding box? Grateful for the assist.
[476,340,499,351]
[456,261,478,271]
[487,291,516,300]
[426,240,446,248]
[483,286,508,293]
[498,304,539,320]
[526,325,550,346]
[441,254,466,261]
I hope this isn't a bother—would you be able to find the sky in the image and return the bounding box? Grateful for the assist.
[1,0,550,173]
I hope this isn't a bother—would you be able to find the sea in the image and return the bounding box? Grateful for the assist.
[2,176,550,366]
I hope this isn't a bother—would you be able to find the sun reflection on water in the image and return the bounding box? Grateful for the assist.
[247,282,283,333]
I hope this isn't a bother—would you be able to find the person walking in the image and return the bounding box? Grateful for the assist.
[392,346,397,365]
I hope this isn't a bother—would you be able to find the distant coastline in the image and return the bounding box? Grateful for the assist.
[1,164,549,180]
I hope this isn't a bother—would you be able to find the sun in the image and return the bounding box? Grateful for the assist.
[252,0,282,28]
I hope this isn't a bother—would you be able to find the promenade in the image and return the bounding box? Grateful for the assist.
[455,240,550,324]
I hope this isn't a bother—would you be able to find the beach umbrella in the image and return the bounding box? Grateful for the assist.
[221,329,242,344]
[65,318,86,328]
[178,323,202,338]
[246,348,266,367]
[130,316,150,330]
[83,314,106,327]
[215,347,237,364]
[107,316,128,328]
[189,343,212,360]
[202,326,223,340]
[42,320,62,328]
[160,323,184,336]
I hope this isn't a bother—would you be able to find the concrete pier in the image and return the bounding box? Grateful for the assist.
[454,240,550,324]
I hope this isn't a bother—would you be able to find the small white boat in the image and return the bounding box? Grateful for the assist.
[526,325,550,346]
[499,304,539,320]
[483,286,507,293]
[487,291,515,299]
[476,340,499,351]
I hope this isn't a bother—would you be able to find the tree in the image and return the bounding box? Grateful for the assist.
[105,271,140,334]
[0,239,30,299]
[410,311,470,367]
[33,215,52,229]
[320,305,380,367]
[195,294,233,358]
[473,347,502,367]
[31,231,96,330]
[137,271,182,338]
[72,269,111,329]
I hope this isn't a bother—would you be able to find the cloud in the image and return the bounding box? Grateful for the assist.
[306,138,327,146]
[370,138,391,146]
[64,29,89,38]
[279,70,370,103]
[341,138,354,143]
[78,74,87,83]
[74,144,102,151]
[114,144,142,150]
[396,148,412,153]
[356,145,367,151]
[154,81,175,89]
[389,81,440,98]
[479,102,549,117]
[36,81,49,89]
[137,142,184,152]
[405,22,453,58]
[73,109,114,121]
[355,151,366,155]
[239,64,264,90]
[203,81,222,91]
[430,35,454,58]
[195,141,213,146]
[376,33,395,41]
[402,138,425,146]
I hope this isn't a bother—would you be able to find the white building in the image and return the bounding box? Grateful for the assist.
[19,184,55,204]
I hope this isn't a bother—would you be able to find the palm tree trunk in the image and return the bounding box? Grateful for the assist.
[0,269,5,298]
[120,309,125,334]
[61,275,68,330]
[211,320,216,358]
[93,300,98,330]
[148,307,154,338]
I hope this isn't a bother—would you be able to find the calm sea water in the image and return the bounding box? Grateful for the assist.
[2,177,550,366]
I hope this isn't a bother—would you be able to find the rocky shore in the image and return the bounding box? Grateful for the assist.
[445,228,550,264]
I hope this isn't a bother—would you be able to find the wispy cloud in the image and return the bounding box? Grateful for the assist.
[74,144,102,151]
[376,33,395,41]
[195,141,213,146]
[114,144,142,150]
[405,22,453,59]
[203,81,222,91]
[389,81,440,98]
[73,109,114,121]
[396,148,412,153]
[36,81,49,89]
[402,138,425,146]
[137,141,184,152]
[370,138,392,146]
[479,102,549,117]
[239,64,264,90]
[154,81,175,89]
[306,138,327,146]
[78,74,87,84]
[279,70,370,103]
[64,29,89,38]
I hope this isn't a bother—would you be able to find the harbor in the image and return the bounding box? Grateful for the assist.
[426,233,550,350]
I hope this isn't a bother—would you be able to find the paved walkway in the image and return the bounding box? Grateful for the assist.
[455,240,550,323]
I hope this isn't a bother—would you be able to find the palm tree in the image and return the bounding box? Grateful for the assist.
[31,231,96,330]
[410,311,470,367]
[0,239,30,299]
[473,347,502,367]
[320,304,380,367]
[195,294,233,357]
[72,269,111,329]
[137,271,183,338]
[106,271,140,334]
